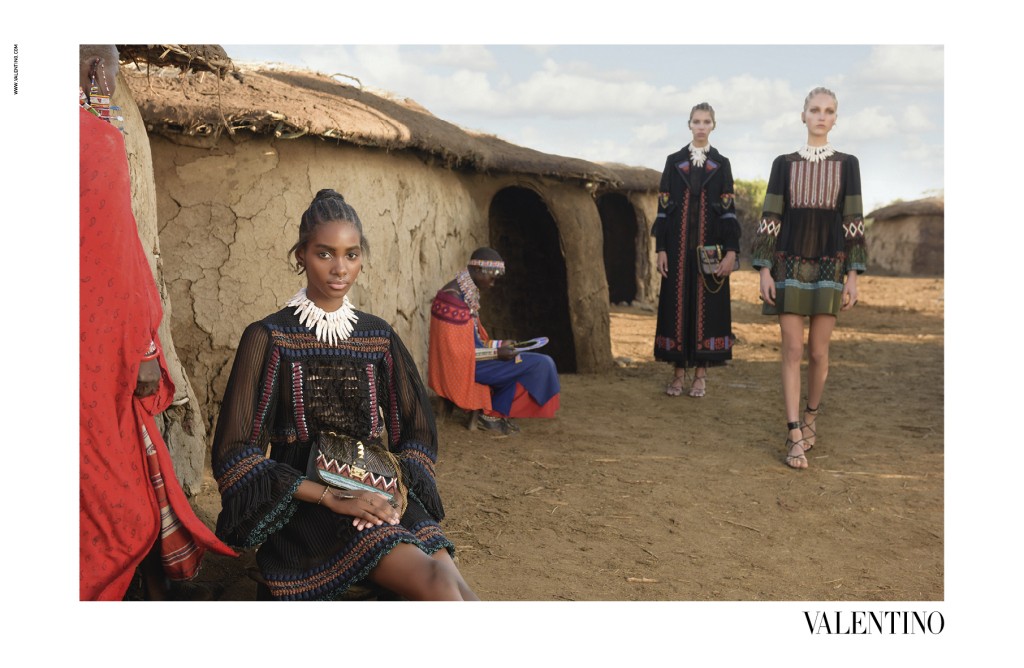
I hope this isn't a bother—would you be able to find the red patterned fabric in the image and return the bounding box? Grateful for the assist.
[483,384,559,419]
[79,108,233,600]
[427,290,492,411]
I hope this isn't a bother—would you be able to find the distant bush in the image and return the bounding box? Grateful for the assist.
[733,178,767,257]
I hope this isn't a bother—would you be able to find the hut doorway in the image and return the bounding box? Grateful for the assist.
[485,187,577,373]
[597,193,638,304]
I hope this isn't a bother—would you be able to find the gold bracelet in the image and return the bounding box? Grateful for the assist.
[317,486,330,505]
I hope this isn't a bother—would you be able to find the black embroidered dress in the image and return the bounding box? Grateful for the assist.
[751,151,867,316]
[652,145,740,367]
[212,307,452,600]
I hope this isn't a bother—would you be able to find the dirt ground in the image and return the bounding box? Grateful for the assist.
[190,269,944,601]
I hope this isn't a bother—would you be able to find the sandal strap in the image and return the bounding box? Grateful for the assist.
[787,421,801,431]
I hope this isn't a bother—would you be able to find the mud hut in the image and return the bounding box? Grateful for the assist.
[866,196,944,276]
[107,44,241,494]
[118,54,660,436]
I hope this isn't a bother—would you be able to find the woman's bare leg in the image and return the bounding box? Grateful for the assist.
[431,549,479,600]
[779,314,808,468]
[368,543,463,600]
[803,314,837,447]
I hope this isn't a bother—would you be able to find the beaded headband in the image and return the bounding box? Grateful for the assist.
[468,259,506,275]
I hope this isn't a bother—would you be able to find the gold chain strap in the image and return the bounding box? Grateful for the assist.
[700,271,727,294]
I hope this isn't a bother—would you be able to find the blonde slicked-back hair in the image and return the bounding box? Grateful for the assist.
[688,101,716,128]
[803,86,838,111]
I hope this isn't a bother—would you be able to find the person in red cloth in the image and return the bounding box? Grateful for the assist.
[79,45,234,600]
[428,247,560,435]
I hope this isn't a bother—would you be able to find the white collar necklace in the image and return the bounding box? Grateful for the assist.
[798,143,836,163]
[689,143,710,168]
[285,288,359,345]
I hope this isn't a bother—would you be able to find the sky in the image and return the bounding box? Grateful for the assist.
[4,0,1023,665]
[224,44,942,212]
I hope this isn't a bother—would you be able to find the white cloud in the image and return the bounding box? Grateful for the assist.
[632,123,670,145]
[855,45,943,89]
[839,106,899,141]
[899,137,944,164]
[902,104,935,131]
[414,45,497,71]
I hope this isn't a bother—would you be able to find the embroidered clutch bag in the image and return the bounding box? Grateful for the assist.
[307,431,401,503]
[697,245,739,275]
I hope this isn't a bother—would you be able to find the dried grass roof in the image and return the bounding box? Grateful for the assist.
[867,196,944,221]
[117,44,239,78]
[121,63,659,191]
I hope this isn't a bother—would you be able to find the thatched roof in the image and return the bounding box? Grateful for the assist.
[121,62,660,191]
[117,44,239,79]
[867,196,944,222]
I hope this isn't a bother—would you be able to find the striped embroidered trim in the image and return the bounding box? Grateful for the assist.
[269,328,391,356]
[366,362,381,439]
[217,450,273,495]
[788,160,842,210]
[695,188,709,346]
[265,525,416,599]
[291,362,309,442]
[250,348,281,445]
[757,218,782,236]
[383,349,401,443]
[842,218,865,239]
[400,447,437,476]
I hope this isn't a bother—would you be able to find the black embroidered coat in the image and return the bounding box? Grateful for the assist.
[651,145,740,365]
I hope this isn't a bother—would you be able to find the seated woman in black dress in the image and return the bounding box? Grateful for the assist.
[212,189,478,599]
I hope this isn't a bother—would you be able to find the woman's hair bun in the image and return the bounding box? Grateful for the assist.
[314,188,344,202]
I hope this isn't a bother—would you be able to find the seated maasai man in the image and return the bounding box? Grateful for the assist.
[429,247,560,434]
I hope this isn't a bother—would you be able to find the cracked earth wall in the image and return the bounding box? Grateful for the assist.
[149,136,615,435]
[115,75,208,494]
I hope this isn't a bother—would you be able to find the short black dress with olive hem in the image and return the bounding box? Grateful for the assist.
[751,151,867,316]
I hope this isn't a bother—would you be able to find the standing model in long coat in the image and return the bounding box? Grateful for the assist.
[652,143,741,386]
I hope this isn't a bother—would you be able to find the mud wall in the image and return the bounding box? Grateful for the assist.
[114,74,208,494]
[149,136,616,432]
[631,191,658,305]
[866,216,944,276]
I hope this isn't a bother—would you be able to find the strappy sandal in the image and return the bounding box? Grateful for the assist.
[665,370,687,397]
[784,420,809,470]
[801,404,820,451]
[688,370,707,398]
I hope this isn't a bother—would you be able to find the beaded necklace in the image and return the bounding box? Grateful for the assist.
[689,143,710,168]
[798,143,836,163]
[455,269,481,315]
[285,288,359,345]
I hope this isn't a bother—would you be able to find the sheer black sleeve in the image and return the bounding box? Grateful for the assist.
[212,322,304,547]
[841,154,868,274]
[651,159,672,253]
[381,330,445,522]
[717,158,741,254]
[752,155,787,268]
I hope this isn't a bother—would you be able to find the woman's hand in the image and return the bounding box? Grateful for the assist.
[657,251,668,278]
[714,250,737,278]
[323,488,401,530]
[841,271,859,311]
[496,344,517,361]
[758,267,776,306]
[134,358,161,397]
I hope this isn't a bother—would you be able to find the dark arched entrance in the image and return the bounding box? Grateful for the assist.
[485,187,576,373]
[597,193,638,304]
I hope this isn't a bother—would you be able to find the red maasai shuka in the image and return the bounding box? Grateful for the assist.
[428,289,492,412]
[79,108,234,601]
